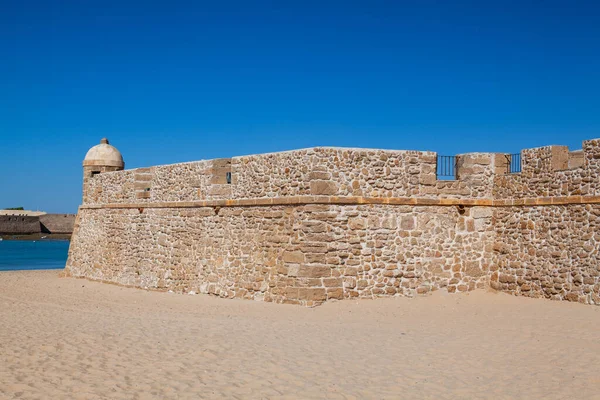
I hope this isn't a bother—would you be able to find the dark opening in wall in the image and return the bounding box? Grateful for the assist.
[226,172,232,184]
[91,171,101,177]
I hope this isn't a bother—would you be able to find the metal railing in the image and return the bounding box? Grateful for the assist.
[437,155,457,180]
[506,153,521,174]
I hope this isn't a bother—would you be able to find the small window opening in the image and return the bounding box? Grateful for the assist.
[226,172,232,184]
[91,171,101,177]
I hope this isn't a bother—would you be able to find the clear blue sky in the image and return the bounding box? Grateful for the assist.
[1,0,599,213]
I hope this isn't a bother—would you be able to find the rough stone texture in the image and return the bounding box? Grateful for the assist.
[39,214,76,234]
[84,148,499,206]
[83,165,127,204]
[0,214,76,234]
[67,204,492,306]
[494,140,600,199]
[233,148,498,199]
[0,215,41,234]
[84,160,231,205]
[492,205,600,304]
[67,140,600,306]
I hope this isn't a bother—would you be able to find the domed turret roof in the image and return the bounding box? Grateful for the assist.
[83,138,124,167]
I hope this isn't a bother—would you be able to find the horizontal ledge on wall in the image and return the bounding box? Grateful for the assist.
[79,195,600,210]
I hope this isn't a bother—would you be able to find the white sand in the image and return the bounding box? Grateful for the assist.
[0,270,599,399]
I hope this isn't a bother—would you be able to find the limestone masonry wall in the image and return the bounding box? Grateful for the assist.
[493,205,600,304]
[84,148,498,205]
[67,140,600,306]
[0,214,76,235]
[40,214,76,234]
[493,139,600,199]
[68,204,492,305]
[0,215,41,234]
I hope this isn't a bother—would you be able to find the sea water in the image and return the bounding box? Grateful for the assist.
[0,240,69,271]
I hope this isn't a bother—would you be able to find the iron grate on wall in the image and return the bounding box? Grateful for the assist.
[506,153,522,174]
[437,155,457,180]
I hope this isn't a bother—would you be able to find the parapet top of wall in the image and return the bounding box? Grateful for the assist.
[82,147,496,205]
[517,138,600,169]
[494,138,600,199]
[224,147,497,200]
[235,146,437,157]
[81,139,600,205]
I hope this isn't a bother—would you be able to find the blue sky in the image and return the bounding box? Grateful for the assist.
[1,0,599,213]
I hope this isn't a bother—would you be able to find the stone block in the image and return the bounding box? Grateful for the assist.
[298,288,327,301]
[564,292,579,302]
[308,171,331,180]
[283,251,305,263]
[287,264,300,277]
[464,262,485,277]
[474,219,488,232]
[300,244,328,253]
[380,215,397,229]
[400,216,415,230]
[301,220,328,233]
[208,185,232,197]
[494,153,510,175]
[461,153,492,166]
[134,174,152,182]
[348,217,367,230]
[551,146,569,171]
[134,182,152,190]
[416,286,430,294]
[297,265,331,278]
[322,277,343,287]
[471,207,493,219]
[499,274,516,284]
[420,174,437,186]
[310,180,339,195]
[326,288,344,300]
[568,150,585,169]
[285,287,299,300]
[304,253,328,263]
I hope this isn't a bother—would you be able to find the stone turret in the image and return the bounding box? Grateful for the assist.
[82,138,124,200]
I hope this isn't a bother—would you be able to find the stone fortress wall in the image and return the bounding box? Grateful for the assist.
[0,215,43,234]
[39,214,77,234]
[66,139,600,306]
[492,140,600,304]
[0,213,76,235]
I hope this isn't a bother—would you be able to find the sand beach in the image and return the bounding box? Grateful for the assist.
[0,270,599,399]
